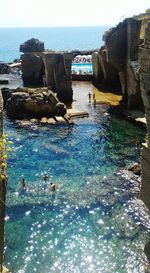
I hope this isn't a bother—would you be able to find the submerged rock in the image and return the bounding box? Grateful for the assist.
[128,163,141,175]
[0,63,11,74]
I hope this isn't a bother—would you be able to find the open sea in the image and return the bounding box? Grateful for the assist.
[0,26,109,62]
[1,26,150,273]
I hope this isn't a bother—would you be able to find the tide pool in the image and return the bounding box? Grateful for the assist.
[4,82,150,273]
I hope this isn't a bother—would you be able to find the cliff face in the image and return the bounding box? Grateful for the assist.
[0,91,6,271]
[93,17,145,110]
[93,12,150,111]
[139,22,150,209]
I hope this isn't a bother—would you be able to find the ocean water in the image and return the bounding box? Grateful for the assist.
[0,26,109,62]
[4,82,150,273]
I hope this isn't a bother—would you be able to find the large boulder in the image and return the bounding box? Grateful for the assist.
[20,38,45,53]
[4,87,66,118]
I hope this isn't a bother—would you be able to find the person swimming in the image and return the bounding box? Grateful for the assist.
[50,182,57,192]
[21,178,26,189]
[43,174,49,182]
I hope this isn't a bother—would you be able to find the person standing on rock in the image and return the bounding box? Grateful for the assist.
[93,93,95,101]
[88,92,91,102]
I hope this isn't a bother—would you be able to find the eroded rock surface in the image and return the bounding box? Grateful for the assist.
[2,87,66,119]
[20,38,45,53]
[139,22,150,209]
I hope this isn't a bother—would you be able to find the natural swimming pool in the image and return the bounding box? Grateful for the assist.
[4,82,150,273]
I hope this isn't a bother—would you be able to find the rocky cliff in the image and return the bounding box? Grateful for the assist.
[93,17,147,110]
[0,91,6,271]
[139,22,150,209]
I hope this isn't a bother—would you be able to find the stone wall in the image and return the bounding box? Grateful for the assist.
[139,22,150,209]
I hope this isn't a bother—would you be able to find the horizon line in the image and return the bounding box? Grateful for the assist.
[0,24,111,29]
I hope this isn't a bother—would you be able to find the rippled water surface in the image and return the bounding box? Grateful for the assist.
[4,82,150,272]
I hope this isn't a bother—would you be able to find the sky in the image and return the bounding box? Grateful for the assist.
[0,0,149,28]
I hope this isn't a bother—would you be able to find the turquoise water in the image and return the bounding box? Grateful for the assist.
[72,63,93,74]
[4,83,150,272]
[0,26,109,62]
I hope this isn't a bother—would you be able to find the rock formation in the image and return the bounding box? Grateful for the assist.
[42,52,73,103]
[20,38,45,86]
[2,87,66,119]
[93,18,144,109]
[0,63,10,74]
[92,47,120,86]
[139,22,150,209]
[20,38,73,103]
[92,12,150,110]
[20,38,45,53]
[21,53,44,86]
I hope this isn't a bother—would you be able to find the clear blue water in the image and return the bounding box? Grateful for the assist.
[72,63,93,74]
[4,82,150,273]
[0,26,109,62]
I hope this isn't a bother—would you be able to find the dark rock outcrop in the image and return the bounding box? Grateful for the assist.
[20,38,45,53]
[21,53,45,86]
[92,48,120,86]
[3,87,66,119]
[0,63,10,74]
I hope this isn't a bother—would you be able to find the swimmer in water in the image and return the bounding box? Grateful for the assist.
[43,174,49,182]
[50,182,57,192]
[21,178,26,189]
